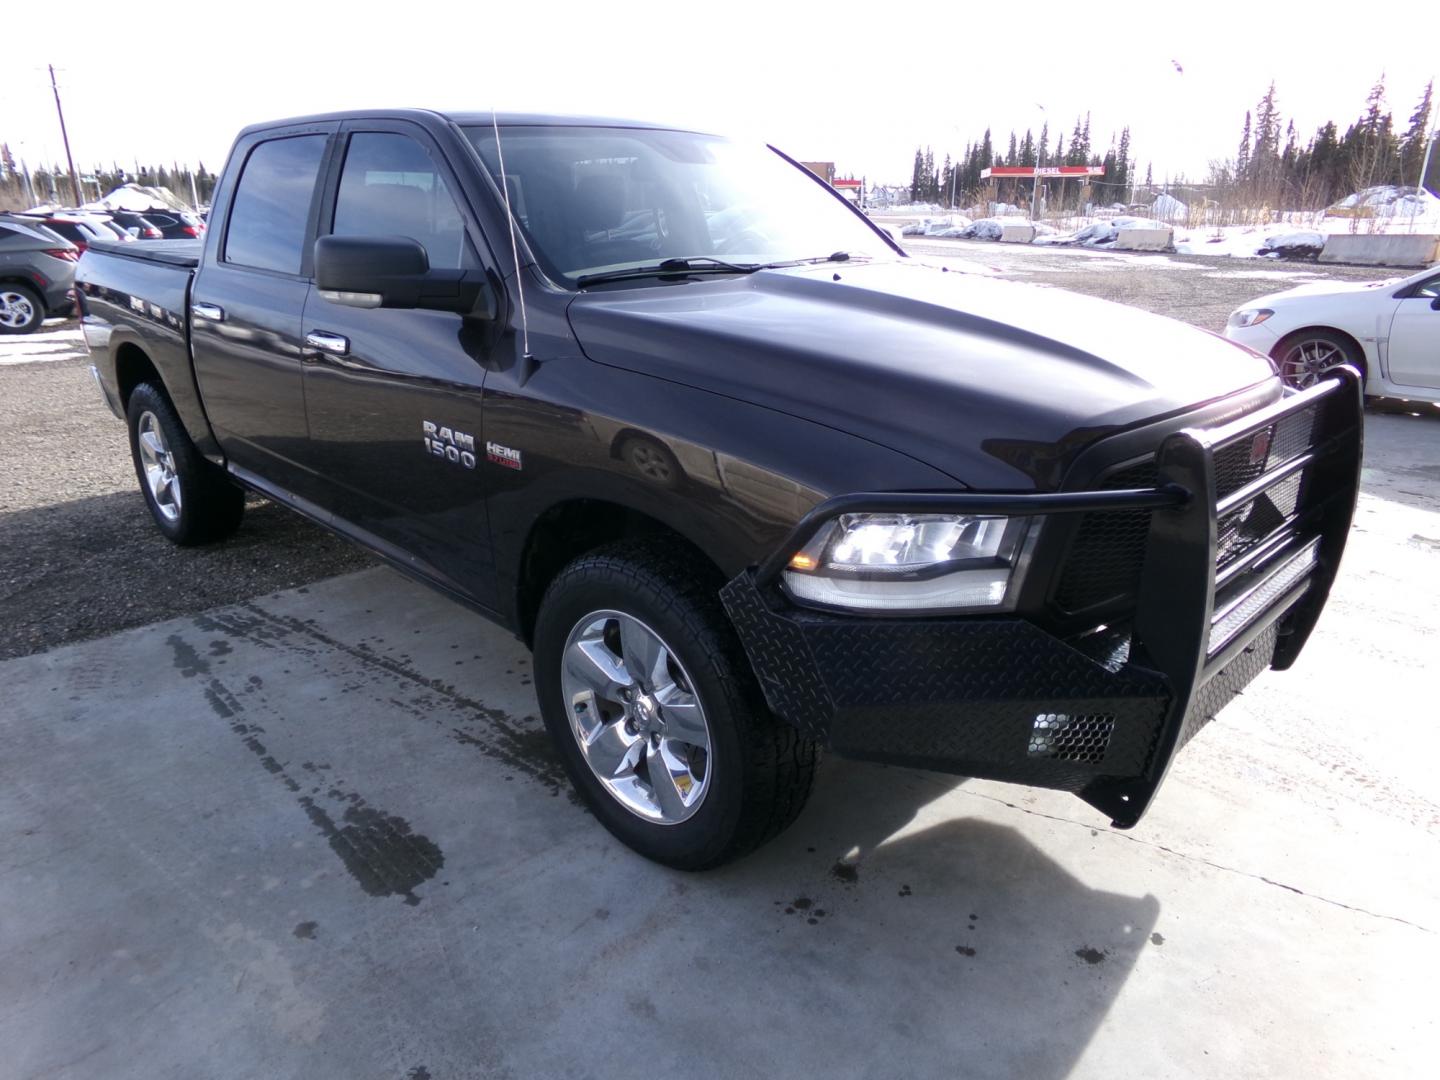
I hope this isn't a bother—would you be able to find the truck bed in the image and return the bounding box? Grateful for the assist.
[85,238,202,268]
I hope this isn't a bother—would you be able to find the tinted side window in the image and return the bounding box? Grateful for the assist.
[224,135,327,274]
[332,132,475,270]
[1415,275,1440,299]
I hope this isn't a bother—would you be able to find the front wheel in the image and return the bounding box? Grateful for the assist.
[533,539,818,869]
[1271,329,1366,392]
[126,382,245,545]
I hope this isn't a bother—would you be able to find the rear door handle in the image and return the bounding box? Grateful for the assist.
[193,302,224,322]
[305,330,349,357]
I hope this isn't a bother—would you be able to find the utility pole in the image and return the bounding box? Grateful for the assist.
[48,65,82,207]
[1420,126,1438,200]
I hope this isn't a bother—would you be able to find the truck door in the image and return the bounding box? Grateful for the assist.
[297,122,499,609]
[190,125,337,500]
[1385,271,1440,390]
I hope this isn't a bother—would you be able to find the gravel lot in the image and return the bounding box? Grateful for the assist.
[0,244,1424,661]
[0,345,371,661]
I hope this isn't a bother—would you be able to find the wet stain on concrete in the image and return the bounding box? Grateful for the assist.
[406,1068,431,1080]
[171,629,446,907]
[298,798,443,907]
[955,945,977,957]
[200,604,569,800]
[898,884,912,897]
[293,921,317,939]
[1150,932,1165,946]
[830,860,859,885]
[166,634,210,678]
[208,640,233,657]
[1075,946,1107,965]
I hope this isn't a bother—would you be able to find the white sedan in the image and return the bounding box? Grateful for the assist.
[1224,263,1440,400]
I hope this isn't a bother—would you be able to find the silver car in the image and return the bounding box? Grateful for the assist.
[0,214,79,334]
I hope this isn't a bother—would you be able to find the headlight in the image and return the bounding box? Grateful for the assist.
[1227,308,1274,328]
[781,513,1033,613]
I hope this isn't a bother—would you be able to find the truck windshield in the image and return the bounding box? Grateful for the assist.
[464,125,891,286]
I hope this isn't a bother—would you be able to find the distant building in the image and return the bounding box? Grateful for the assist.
[800,161,836,184]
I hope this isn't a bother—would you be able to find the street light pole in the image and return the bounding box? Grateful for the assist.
[1419,126,1438,201]
[48,65,82,207]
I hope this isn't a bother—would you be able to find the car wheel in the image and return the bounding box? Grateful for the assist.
[1271,329,1365,392]
[533,538,819,869]
[127,382,245,545]
[0,284,44,334]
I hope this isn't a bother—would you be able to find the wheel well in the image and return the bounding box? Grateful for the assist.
[114,343,163,409]
[1272,326,1368,378]
[515,499,716,646]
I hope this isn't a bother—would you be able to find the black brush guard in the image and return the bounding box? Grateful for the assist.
[721,370,1363,827]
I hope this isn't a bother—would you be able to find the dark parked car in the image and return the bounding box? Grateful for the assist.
[0,214,78,333]
[131,209,205,239]
[107,211,165,239]
[75,109,1363,869]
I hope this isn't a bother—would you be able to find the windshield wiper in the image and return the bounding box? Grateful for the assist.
[760,251,862,268]
[576,256,762,287]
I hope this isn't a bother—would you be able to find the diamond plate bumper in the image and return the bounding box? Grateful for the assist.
[721,370,1363,828]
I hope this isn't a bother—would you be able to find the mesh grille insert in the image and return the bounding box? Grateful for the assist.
[1053,460,1158,613]
[1028,713,1116,764]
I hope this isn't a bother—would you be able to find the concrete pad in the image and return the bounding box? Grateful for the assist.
[1319,233,1440,267]
[3,416,1438,1076]
[999,224,1036,244]
[1115,228,1174,252]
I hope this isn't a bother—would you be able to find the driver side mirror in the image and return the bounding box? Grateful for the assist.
[314,234,497,319]
[1430,296,1440,311]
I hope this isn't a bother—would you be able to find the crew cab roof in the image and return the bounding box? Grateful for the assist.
[237,108,714,138]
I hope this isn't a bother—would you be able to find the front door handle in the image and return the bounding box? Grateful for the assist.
[304,330,349,357]
[193,302,224,322]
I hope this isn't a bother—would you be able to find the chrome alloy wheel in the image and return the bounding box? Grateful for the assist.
[0,290,37,330]
[560,610,712,824]
[137,411,182,522]
[1278,338,1346,389]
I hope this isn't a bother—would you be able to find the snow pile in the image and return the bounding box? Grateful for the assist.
[89,183,192,213]
[1150,193,1188,222]
[1256,230,1326,258]
[958,217,1031,240]
[1040,216,1170,247]
[1326,186,1440,220]
[900,215,974,237]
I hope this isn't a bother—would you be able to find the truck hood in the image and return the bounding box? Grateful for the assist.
[567,260,1277,489]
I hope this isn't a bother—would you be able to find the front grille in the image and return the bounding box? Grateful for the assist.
[1053,402,1322,616]
[1052,460,1158,613]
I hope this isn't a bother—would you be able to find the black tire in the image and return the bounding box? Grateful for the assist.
[533,538,818,869]
[1271,329,1366,393]
[0,284,44,335]
[126,382,245,545]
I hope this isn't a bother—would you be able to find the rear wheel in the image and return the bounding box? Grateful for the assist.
[1271,329,1366,392]
[126,382,245,545]
[533,538,818,869]
[0,285,43,334]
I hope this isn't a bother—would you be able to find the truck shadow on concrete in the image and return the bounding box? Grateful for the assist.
[721,757,1161,1077]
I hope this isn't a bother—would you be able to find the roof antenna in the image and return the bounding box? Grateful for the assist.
[491,106,533,372]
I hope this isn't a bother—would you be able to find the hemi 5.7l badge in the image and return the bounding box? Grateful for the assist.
[486,441,523,470]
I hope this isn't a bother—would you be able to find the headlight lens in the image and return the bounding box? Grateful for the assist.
[1227,308,1274,328]
[781,513,1032,613]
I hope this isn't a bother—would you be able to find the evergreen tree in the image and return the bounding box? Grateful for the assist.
[1116,126,1132,201]
[1236,110,1252,184]
[1400,80,1434,187]
[1038,121,1049,167]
